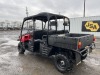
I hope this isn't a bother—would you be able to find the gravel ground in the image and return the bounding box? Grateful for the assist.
[0,30,100,75]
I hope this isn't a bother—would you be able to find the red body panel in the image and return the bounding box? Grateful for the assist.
[20,34,31,42]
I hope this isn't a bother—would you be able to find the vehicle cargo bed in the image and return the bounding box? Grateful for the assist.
[48,33,94,50]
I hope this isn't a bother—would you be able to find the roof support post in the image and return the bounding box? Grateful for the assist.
[47,18,50,45]
[20,21,24,42]
[42,21,43,30]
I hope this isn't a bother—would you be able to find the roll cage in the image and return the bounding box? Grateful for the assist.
[20,12,70,44]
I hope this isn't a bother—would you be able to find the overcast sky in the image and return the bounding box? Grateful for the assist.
[0,0,100,21]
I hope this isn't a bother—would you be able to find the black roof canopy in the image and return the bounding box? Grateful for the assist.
[24,12,68,22]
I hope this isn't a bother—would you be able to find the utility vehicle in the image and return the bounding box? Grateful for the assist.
[18,12,95,73]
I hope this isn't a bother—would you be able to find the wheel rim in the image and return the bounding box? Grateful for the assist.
[57,58,66,69]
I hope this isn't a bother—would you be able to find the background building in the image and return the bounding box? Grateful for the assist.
[0,20,22,30]
[70,16,100,37]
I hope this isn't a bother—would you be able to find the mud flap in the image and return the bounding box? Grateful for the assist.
[75,52,81,65]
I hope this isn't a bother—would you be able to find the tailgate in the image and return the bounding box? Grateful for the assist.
[79,34,94,49]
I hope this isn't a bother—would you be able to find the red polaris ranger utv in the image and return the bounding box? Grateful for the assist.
[18,12,95,73]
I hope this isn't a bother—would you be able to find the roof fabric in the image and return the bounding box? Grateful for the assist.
[24,12,68,22]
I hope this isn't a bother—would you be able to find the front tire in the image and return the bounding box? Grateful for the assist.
[54,54,71,73]
[18,42,25,54]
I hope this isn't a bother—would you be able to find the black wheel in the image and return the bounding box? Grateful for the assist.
[54,54,71,73]
[18,42,25,54]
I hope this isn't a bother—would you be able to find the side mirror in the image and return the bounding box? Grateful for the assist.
[63,21,69,26]
[63,18,70,26]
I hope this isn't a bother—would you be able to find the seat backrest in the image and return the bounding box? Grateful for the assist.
[34,30,69,39]
[34,30,47,39]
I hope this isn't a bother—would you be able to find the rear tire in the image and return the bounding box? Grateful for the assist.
[18,42,25,54]
[54,54,71,73]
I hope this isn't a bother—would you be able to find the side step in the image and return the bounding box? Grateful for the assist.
[40,43,52,56]
[41,49,48,56]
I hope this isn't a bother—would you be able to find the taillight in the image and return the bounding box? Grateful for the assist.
[93,36,96,42]
[78,41,82,49]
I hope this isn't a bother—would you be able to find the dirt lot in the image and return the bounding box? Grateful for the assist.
[0,30,100,75]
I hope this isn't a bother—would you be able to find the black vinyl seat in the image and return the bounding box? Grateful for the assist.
[34,30,69,39]
[34,30,47,39]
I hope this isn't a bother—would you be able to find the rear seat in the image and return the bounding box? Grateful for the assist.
[34,30,69,39]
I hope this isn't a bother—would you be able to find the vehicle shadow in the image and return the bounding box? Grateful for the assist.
[63,61,95,75]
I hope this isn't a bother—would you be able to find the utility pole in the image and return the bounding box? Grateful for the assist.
[83,0,86,17]
[26,7,29,28]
